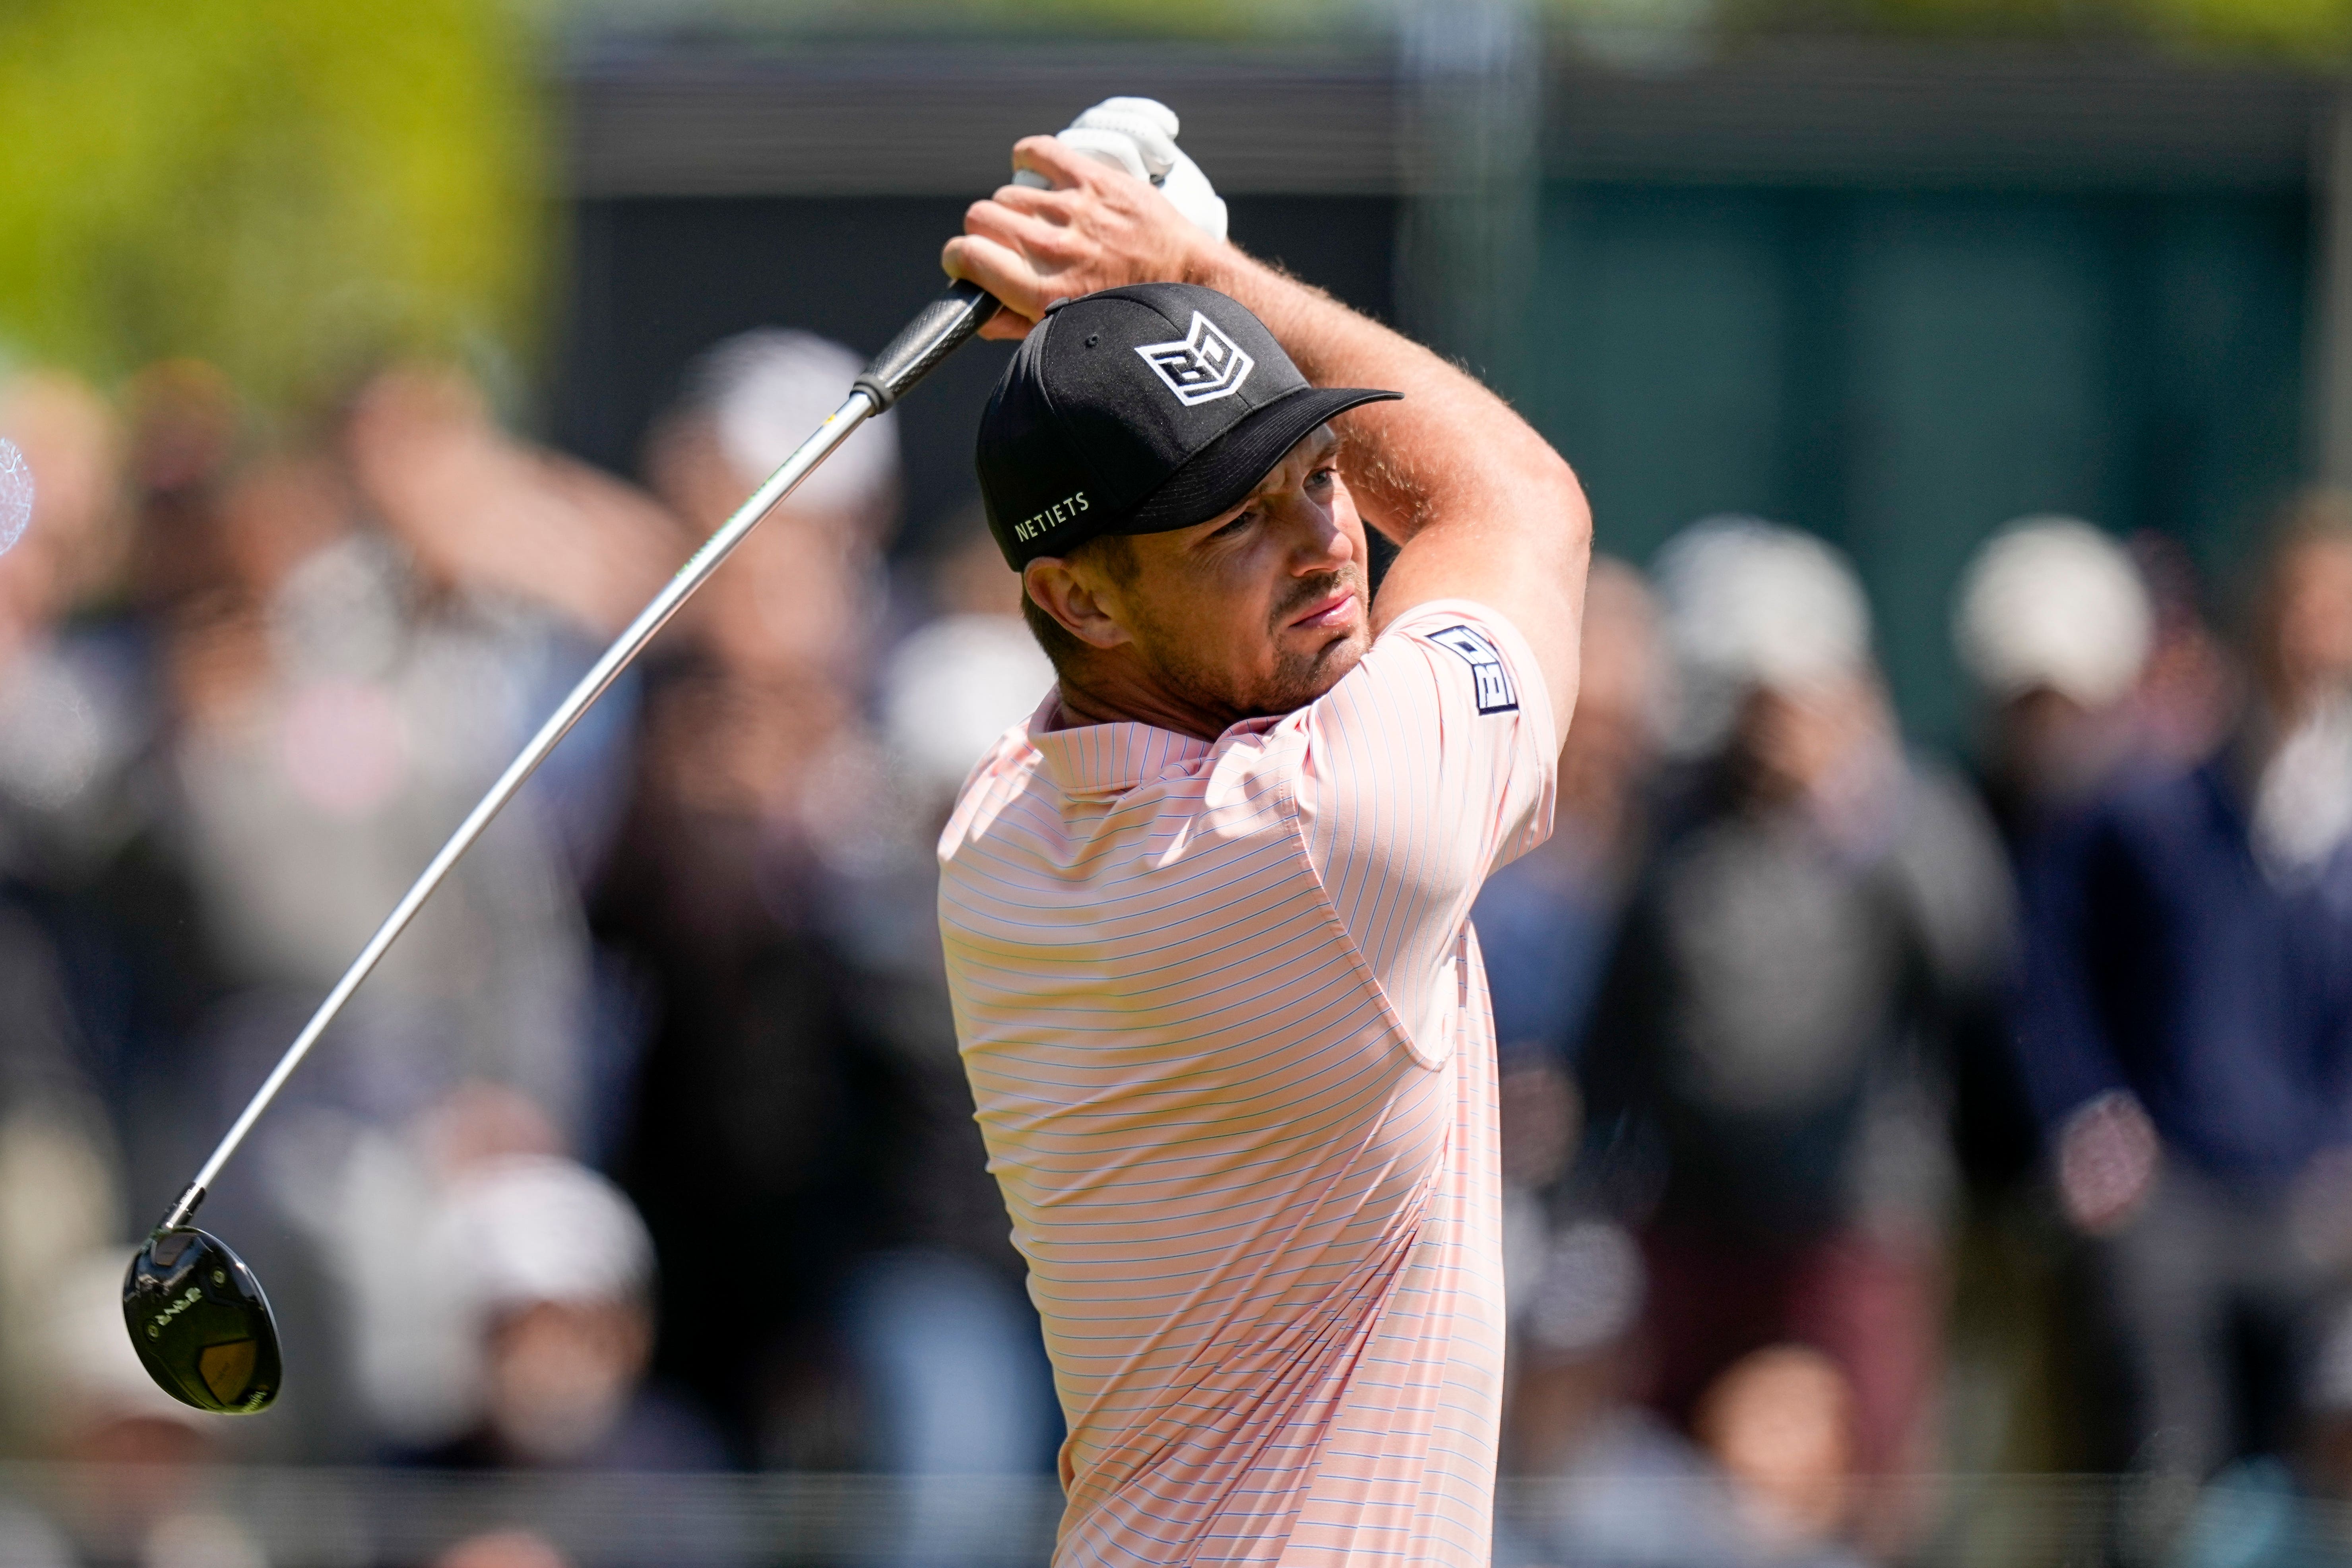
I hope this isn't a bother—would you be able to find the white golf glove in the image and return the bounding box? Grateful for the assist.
[1013,97,1228,242]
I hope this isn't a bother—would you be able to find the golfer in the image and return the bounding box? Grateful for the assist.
[936,114,1590,1567]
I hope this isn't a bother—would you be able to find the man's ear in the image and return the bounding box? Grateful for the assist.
[1024,556,1131,651]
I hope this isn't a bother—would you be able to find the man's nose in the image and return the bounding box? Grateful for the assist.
[1283,502,1353,573]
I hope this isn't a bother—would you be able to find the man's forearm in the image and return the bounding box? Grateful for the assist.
[1191,245,1572,549]
[1194,240,1588,729]
[947,130,1588,729]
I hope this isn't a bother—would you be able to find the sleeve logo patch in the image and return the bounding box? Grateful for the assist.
[1428,624,1518,714]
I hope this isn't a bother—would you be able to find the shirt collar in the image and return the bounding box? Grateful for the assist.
[1023,687,1216,798]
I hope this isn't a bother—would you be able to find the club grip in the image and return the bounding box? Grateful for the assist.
[853,279,1002,411]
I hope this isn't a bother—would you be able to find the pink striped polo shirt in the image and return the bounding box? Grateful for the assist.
[938,599,1557,1567]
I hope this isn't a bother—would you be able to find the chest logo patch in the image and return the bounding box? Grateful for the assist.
[1428,624,1518,714]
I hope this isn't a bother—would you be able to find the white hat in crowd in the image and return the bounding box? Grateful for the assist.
[692,329,901,518]
[1652,517,1873,753]
[40,1249,210,1433]
[1953,517,2152,709]
[428,1155,654,1320]
[879,614,1055,805]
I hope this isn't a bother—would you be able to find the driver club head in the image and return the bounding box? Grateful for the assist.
[122,1226,282,1414]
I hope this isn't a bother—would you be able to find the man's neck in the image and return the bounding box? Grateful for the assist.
[1051,665,1239,743]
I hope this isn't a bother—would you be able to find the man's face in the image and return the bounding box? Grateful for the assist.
[1070,426,1373,725]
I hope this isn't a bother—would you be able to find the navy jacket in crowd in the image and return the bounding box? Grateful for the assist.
[2012,752,2352,1188]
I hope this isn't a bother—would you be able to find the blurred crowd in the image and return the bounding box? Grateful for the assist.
[1491,507,2352,1568]
[4,338,2352,1568]
[0,339,1056,1566]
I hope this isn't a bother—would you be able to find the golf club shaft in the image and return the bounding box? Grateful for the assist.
[160,279,1000,1232]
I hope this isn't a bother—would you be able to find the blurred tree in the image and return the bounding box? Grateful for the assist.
[557,0,1366,40]
[0,0,547,408]
[566,0,2350,64]
[1702,0,2352,57]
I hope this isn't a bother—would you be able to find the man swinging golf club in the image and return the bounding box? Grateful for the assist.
[937,101,1591,1566]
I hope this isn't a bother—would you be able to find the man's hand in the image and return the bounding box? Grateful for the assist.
[1015,98,1229,241]
[946,101,1590,738]
[947,136,1227,341]
[2056,1089,2160,1234]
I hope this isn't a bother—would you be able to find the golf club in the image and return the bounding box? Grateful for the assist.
[124,276,1001,1414]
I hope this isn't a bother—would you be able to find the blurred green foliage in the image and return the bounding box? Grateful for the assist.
[0,0,2327,422]
[1711,0,2352,57]
[572,0,2350,61]
[0,0,547,409]
[557,0,1365,41]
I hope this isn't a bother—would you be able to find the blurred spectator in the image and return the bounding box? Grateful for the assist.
[0,369,139,882]
[643,329,900,699]
[345,364,677,646]
[1506,1217,1650,1476]
[877,532,1055,823]
[1497,1337,1870,1568]
[1695,1346,1864,1561]
[25,1249,264,1568]
[1474,556,1667,1066]
[2014,494,2352,1481]
[116,355,669,1456]
[840,528,1060,1482]
[1955,517,2154,840]
[0,363,138,880]
[122,360,243,626]
[1482,559,1667,1479]
[1580,519,2013,1543]
[0,370,140,1454]
[0,906,122,1454]
[2313,1302,2352,1503]
[602,329,1052,1474]
[175,361,665,1135]
[393,1153,746,1568]
[320,1080,566,1448]
[599,328,896,1466]
[2160,1297,2352,1568]
[34,1251,217,1466]
[436,1533,576,1568]
[2130,531,2241,772]
[415,1153,725,1471]
[1944,519,2162,1479]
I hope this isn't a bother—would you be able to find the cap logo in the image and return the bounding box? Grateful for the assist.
[1133,311,1255,407]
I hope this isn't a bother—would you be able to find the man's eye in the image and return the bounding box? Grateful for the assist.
[1212,511,1255,539]
[1307,467,1337,488]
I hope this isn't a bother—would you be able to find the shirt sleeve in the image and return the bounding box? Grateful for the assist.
[1291,599,1559,1056]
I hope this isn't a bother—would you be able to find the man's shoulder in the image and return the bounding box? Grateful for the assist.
[937,724,1049,866]
[1377,599,1550,725]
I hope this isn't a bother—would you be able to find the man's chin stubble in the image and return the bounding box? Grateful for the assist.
[1142,587,1371,725]
[1254,625,1369,717]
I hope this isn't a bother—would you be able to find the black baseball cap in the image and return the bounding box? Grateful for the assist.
[975,282,1400,569]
